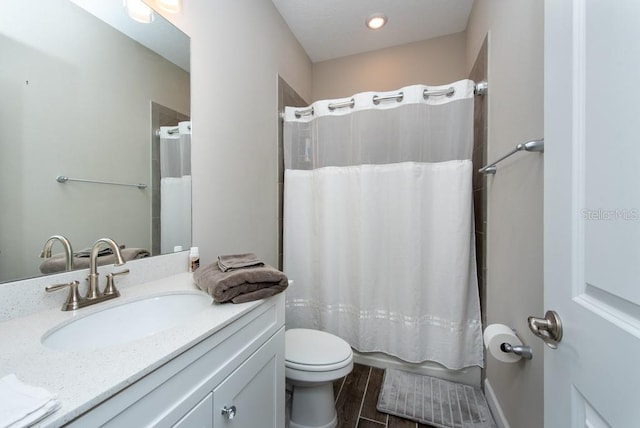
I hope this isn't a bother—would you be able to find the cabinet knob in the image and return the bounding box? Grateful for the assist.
[221,405,237,420]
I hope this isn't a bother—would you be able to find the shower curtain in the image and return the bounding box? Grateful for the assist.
[159,121,191,253]
[283,80,483,369]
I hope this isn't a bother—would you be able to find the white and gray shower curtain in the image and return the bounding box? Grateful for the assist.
[283,80,483,369]
[159,121,191,253]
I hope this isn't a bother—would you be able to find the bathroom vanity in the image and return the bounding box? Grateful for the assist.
[0,270,285,427]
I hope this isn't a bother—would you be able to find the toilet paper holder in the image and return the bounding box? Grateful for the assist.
[500,342,533,360]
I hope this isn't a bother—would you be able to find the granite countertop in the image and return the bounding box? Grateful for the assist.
[0,272,264,427]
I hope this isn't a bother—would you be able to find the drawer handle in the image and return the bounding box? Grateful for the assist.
[221,405,237,420]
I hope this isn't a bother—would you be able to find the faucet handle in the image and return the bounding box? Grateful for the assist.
[46,280,82,311]
[104,269,129,296]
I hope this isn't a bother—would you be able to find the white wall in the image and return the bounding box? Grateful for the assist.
[164,0,312,268]
[466,1,544,427]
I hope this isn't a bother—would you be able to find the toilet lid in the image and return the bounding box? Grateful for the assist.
[286,328,352,366]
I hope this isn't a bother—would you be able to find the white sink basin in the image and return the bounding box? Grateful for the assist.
[42,291,212,351]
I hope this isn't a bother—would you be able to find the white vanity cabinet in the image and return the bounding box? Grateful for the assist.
[65,294,285,428]
[173,393,212,427]
[212,331,282,427]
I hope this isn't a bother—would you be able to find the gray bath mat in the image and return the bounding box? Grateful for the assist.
[377,369,496,428]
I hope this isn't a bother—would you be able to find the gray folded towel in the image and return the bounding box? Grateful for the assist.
[217,253,264,272]
[193,261,288,303]
[39,248,150,274]
[74,244,125,258]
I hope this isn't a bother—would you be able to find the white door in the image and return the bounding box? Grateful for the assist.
[544,0,640,426]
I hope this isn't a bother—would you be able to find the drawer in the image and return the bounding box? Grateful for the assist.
[173,393,212,428]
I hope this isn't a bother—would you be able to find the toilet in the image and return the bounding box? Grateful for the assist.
[285,328,354,428]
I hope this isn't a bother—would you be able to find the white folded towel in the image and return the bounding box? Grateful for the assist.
[0,374,60,428]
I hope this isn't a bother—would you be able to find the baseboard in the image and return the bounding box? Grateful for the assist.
[352,350,481,388]
[484,379,510,428]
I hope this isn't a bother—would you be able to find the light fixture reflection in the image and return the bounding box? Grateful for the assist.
[124,0,155,24]
[156,0,182,14]
[366,13,387,30]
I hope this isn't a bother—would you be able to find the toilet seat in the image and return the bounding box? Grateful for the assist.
[286,359,351,372]
[285,328,354,428]
[285,328,352,371]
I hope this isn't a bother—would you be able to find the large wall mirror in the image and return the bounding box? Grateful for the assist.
[0,0,191,284]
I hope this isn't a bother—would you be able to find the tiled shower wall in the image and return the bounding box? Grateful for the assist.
[469,38,488,326]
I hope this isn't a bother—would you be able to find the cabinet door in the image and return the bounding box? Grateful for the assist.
[173,393,213,428]
[213,328,285,428]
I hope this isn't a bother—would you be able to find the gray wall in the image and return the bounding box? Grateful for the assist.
[311,32,467,101]
[0,0,189,282]
[164,0,312,268]
[466,1,545,427]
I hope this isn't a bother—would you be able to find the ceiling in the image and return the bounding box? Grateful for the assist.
[271,0,475,63]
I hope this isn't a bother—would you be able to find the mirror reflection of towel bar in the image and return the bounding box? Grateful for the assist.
[56,175,147,189]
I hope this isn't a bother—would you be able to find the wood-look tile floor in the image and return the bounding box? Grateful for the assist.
[332,363,436,428]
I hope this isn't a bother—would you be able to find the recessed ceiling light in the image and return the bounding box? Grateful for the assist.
[366,13,387,30]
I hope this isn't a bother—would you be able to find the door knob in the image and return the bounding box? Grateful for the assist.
[528,310,563,349]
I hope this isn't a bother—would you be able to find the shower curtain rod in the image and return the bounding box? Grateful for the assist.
[478,139,544,175]
[294,81,488,118]
[167,123,191,134]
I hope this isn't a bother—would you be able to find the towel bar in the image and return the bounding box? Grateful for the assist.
[56,175,147,189]
[479,139,544,175]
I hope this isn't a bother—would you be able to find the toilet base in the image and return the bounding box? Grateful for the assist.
[289,415,336,428]
[289,381,337,428]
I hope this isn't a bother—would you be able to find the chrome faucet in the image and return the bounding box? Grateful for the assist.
[40,235,74,271]
[45,238,129,311]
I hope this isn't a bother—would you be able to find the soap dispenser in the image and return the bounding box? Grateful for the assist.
[189,247,200,272]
